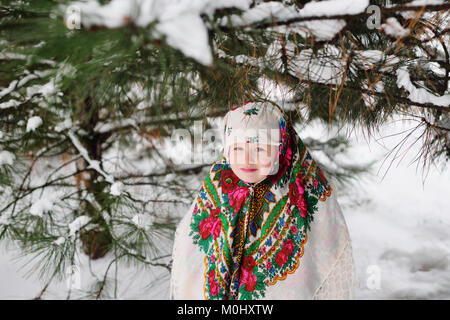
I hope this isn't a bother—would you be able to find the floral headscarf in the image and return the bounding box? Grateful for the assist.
[170,100,353,300]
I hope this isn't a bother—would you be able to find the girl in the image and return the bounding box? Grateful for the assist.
[170,100,357,300]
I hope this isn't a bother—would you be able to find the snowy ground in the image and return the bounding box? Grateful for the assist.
[303,117,450,299]
[337,120,450,299]
[1,116,449,299]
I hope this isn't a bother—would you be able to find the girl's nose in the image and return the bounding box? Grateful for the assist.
[245,144,256,165]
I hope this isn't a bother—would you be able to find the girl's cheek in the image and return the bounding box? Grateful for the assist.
[260,151,278,167]
[260,160,272,168]
[230,151,245,164]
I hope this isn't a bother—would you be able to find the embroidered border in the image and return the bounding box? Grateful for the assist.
[266,233,307,285]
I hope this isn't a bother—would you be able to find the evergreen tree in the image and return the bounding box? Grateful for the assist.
[0,0,448,298]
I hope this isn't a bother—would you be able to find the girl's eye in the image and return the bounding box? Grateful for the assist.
[233,147,243,151]
[257,147,265,152]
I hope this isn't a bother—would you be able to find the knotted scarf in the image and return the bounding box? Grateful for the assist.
[170,101,353,300]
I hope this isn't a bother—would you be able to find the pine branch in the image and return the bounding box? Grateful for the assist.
[93,108,227,135]
[118,163,212,180]
[66,129,115,184]
[216,54,450,113]
[32,265,59,300]
[95,253,125,300]
[0,168,90,216]
[221,3,450,31]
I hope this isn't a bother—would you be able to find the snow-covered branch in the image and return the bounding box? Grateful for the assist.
[64,0,252,65]
[397,66,450,108]
[67,129,115,185]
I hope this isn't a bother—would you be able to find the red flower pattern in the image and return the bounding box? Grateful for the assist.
[199,218,214,240]
[245,274,257,292]
[242,255,256,271]
[275,238,296,267]
[290,225,298,234]
[317,167,327,184]
[269,134,293,184]
[275,250,288,267]
[221,170,240,194]
[208,270,220,296]
[283,239,295,256]
[289,175,308,218]
[198,208,222,240]
[239,255,258,292]
[228,187,250,212]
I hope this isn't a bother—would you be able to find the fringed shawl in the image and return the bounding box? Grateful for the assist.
[170,102,354,300]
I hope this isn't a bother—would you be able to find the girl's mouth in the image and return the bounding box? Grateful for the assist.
[241,168,258,172]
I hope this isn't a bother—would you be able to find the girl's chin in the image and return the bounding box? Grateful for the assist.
[238,173,267,184]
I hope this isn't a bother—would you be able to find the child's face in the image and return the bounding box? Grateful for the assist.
[228,142,279,184]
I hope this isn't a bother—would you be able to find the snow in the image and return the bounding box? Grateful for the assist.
[17,73,40,90]
[0,150,15,166]
[154,14,211,66]
[68,129,115,184]
[362,80,385,109]
[132,214,155,231]
[68,216,91,238]
[277,44,346,85]
[354,50,400,72]
[0,215,11,226]
[0,99,21,110]
[54,118,73,133]
[292,20,347,41]
[64,0,371,64]
[1,114,449,299]
[26,116,43,132]
[301,116,450,299]
[260,44,402,87]
[224,0,368,41]
[94,118,138,134]
[66,0,253,65]
[52,237,66,246]
[299,0,369,16]
[397,66,450,107]
[0,57,78,114]
[0,80,19,99]
[0,62,72,112]
[381,17,410,38]
[26,78,58,101]
[226,0,369,25]
[0,0,448,300]
[29,197,56,218]
[400,0,447,20]
[110,181,124,196]
[406,0,445,5]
